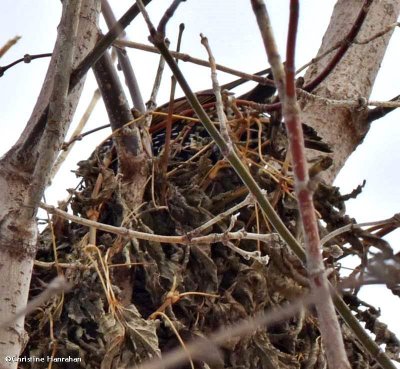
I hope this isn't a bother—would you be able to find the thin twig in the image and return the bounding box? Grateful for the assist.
[200,34,233,153]
[62,122,110,148]
[39,202,279,247]
[101,0,145,112]
[296,42,341,75]
[298,89,400,109]
[70,0,152,90]
[23,0,82,214]
[146,41,169,112]
[136,0,155,33]
[114,39,273,85]
[296,21,400,75]
[161,24,185,191]
[50,89,101,181]
[320,214,400,248]
[34,260,90,269]
[188,194,254,236]
[0,52,52,77]
[303,0,373,92]
[355,21,400,44]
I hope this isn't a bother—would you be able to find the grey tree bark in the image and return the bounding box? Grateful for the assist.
[301,0,400,184]
[0,1,100,367]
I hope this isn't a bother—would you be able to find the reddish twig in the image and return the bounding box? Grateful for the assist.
[285,0,298,98]
[303,0,373,92]
[252,0,351,367]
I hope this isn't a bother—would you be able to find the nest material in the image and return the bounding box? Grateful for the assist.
[25,103,399,369]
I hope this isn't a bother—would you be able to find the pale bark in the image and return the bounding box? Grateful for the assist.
[301,0,400,183]
[0,1,100,367]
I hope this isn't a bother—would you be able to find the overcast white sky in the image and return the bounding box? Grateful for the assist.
[1,0,399,356]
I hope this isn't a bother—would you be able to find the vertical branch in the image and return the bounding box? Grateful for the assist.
[251,0,351,368]
[0,1,100,367]
[249,1,286,99]
[161,24,185,191]
[70,0,152,89]
[92,53,134,132]
[49,89,101,181]
[101,0,146,113]
[147,46,169,111]
[200,34,233,153]
[24,0,83,216]
[92,51,150,205]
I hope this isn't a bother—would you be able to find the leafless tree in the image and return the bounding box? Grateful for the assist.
[0,1,399,369]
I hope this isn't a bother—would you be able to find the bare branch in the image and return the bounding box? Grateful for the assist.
[188,193,254,236]
[114,39,273,85]
[24,0,83,214]
[251,0,351,367]
[40,202,279,247]
[320,214,400,248]
[101,0,146,113]
[70,0,152,89]
[355,21,400,44]
[50,89,101,181]
[161,25,185,190]
[0,53,52,77]
[146,42,169,111]
[200,34,233,153]
[296,21,400,75]
[157,0,186,35]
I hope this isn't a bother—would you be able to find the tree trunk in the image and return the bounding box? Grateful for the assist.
[301,0,400,183]
[0,1,100,367]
